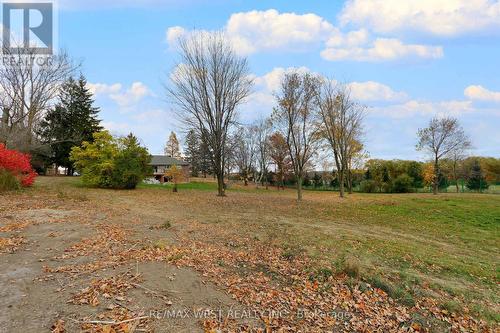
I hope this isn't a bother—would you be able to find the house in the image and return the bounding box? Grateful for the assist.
[150,155,190,183]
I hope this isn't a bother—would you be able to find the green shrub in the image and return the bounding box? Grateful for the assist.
[382,181,394,193]
[393,173,414,193]
[0,168,20,192]
[360,179,378,193]
[70,131,151,189]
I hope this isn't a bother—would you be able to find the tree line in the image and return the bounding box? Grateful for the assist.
[169,32,493,199]
[1,37,497,196]
[169,32,367,200]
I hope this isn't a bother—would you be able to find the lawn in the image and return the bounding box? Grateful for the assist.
[69,178,500,322]
[2,176,499,332]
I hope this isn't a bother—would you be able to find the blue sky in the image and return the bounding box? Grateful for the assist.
[55,0,500,159]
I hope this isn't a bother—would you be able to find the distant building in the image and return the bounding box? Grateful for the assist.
[149,155,190,183]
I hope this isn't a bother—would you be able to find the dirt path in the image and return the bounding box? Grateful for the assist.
[0,191,257,332]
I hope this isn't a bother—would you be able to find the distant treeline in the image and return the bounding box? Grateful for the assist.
[256,157,499,193]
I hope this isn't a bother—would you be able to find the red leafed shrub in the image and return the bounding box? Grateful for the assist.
[0,144,37,187]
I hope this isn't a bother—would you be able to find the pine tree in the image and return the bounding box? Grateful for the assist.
[164,131,181,158]
[466,160,489,192]
[184,129,200,177]
[199,134,213,178]
[39,75,102,174]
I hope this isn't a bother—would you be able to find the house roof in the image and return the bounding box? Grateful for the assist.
[150,155,189,166]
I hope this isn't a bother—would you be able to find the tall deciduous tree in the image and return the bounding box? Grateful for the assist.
[273,71,321,201]
[317,80,365,198]
[39,75,102,174]
[168,32,252,196]
[165,131,181,158]
[255,118,273,189]
[268,132,290,190]
[234,126,257,186]
[416,117,471,195]
[0,47,75,151]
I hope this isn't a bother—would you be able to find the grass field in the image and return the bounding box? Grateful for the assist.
[3,177,498,331]
[139,178,500,322]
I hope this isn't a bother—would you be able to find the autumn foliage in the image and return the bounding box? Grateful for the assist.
[0,143,37,188]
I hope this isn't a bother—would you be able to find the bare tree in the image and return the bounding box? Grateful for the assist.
[0,46,75,151]
[168,32,253,196]
[449,150,467,193]
[317,80,365,198]
[416,116,471,195]
[233,125,257,186]
[268,132,290,190]
[254,118,272,189]
[273,71,321,201]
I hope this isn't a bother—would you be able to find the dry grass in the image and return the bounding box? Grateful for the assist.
[36,177,500,324]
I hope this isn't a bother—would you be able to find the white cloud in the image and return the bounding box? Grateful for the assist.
[167,9,444,62]
[325,29,369,48]
[102,121,132,133]
[89,82,152,108]
[240,67,410,122]
[371,99,475,118]
[464,85,500,102]
[132,109,169,122]
[253,66,313,92]
[348,81,408,102]
[340,0,500,36]
[166,26,186,45]
[321,38,443,62]
[110,82,152,107]
[225,9,336,54]
[87,83,122,96]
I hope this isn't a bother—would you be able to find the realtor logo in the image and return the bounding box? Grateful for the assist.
[2,2,53,54]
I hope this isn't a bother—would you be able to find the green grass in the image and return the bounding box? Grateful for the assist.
[34,177,500,323]
[262,193,499,321]
[138,181,218,191]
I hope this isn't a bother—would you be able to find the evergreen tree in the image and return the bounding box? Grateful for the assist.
[39,75,102,174]
[313,172,322,188]
[466,160,489,191]
[184,129,200,177]
[199,134,213,178]
[303,173,311,187]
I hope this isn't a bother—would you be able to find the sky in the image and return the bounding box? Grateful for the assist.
[52,0,500,159]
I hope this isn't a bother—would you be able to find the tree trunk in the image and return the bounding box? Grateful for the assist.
[297,176,303,201]
[339,170,345,198]
[433,156,439,195]
[1,107,9,145]
[347,170,353,194]
[216,173,225,197]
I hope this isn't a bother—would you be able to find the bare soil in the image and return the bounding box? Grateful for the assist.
[0,184,256,333]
